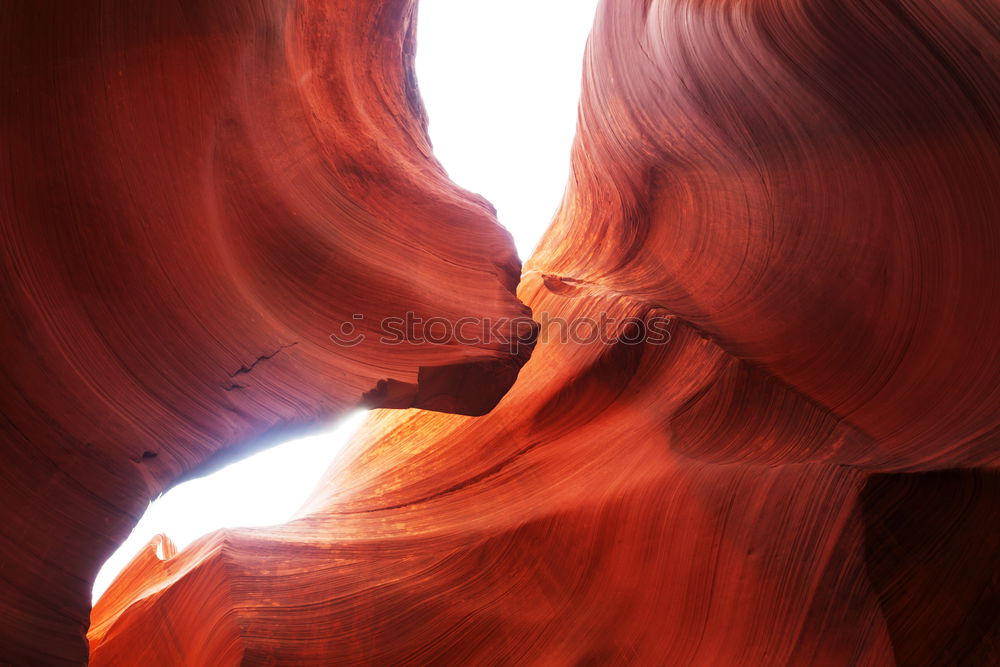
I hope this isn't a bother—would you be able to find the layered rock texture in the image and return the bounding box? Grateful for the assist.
[4,0,1000,664]
[1,0,531,662]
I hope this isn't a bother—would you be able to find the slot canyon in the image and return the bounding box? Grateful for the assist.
[2,0,999,664]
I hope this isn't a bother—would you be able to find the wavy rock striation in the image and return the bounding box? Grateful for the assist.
[7,0,1000,663]
[89,0,1000,663]
[88,282,999,664]
[0,0,531,662]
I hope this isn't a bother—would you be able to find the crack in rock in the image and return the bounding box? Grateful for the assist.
[229,342,299,378]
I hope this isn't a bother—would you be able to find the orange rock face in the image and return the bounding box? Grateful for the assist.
[1,0,531,662]
[7,0,1000,663]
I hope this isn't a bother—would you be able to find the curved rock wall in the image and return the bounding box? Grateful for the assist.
[0,0,530,662]
[88,278,890,663]
[7,0,1000,663]
[89,280,999,664]
[92,0,1000,663]
[534,0,1000,468]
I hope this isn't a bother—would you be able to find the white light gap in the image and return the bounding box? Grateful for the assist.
[416,0,599,258]
[92,412,367,601]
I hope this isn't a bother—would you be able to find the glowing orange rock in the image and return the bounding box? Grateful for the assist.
[7,0,1000,662]
[0,0,529,661]
[89,0,1000,663]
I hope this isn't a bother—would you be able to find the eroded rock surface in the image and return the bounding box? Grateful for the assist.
[0,0,530,662]
[8,0,1000,663]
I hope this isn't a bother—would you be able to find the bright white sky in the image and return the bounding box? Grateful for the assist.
[417,0,600,257]
[92,0,599,603]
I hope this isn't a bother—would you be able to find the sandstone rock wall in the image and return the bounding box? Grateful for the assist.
[4,0,1000,663]
[0,1,529,662]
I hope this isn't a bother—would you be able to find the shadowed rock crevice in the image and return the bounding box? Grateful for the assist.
[860,470,1000,666]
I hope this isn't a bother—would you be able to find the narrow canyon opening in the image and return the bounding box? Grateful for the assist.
[91,412,367,601]
[5,0,997,662]
[91,0,600,605]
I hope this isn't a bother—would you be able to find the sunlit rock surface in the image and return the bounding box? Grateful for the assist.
[87,288,1000,664]
[88,0,1000,664]
[0,0,531,662]
[7,0,1000,663]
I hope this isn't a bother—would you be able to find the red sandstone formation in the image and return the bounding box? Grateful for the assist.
[6,0,1000,663]
[0,0,531,662]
